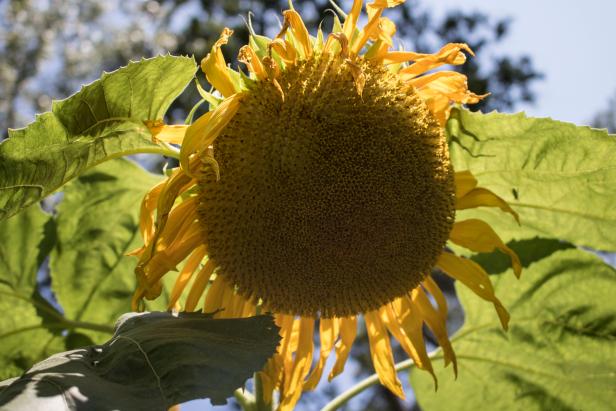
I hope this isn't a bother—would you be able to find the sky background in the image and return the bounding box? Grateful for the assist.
[429,0,615,126]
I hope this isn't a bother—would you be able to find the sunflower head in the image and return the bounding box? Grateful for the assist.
[132,1,521,408]
[198,56,455,317]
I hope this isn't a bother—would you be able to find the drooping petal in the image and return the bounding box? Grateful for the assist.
[457,186,520,222]
[145,121,188,144]
[328,316,357,381]
[381,303,435,382]
[268,38,298,66]
[342,0,363,42]
[201,27,238,98]
[238,45,267,80]
[304,318,340,390]
[184,259,216,312]
[364,310,405,398]
[412,288,457,376]
[412,71,486,105]
[396,43,473,79]
[437,252,510,329]
[168,245,208,309]
[180,93,242,173]
[450,219,522,277]
[422,276,448,322]
[391,296,436,383]
[279,317,315,411]
[281,10,313,59]
[454,170,478,198]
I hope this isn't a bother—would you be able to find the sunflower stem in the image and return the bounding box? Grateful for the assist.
[320,358,417,411]
[253,372,271,411]
[234,388,256,411]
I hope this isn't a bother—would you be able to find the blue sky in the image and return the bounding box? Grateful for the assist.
[429,0,616,126]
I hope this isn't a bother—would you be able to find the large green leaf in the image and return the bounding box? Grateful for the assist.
[0,55,196,221]
[411,247,616,410]
[448,108,616,251]
[0,312,281,410]
[50,158,165,343]
[0,206,62,379]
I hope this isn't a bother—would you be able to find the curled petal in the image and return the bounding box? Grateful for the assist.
[364,310,405,398]
[304,318,340,391]
[328,316,357,381]
[395,43,474,79]
[180,93,242,173]
[454,170,478,198]
[280,317,314,411]
[238,45,267,80]
[437,252,510,329]
[145,121,188,144]
[201,28,238,97]
[457,186,520,222]
[281,10,313,58]
[450,219,522,277]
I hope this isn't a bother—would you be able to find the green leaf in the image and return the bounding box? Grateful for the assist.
[0,312,281,409]
[411,247,616,410]
[0,206,63,379]
[50,158,165,343]
[448,107,616,251]
[0,55,196,221]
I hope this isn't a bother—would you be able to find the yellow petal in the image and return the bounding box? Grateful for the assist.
[391,296,435,383]
[180,93,242,173]
[396,43,473,79]
[457,186,519,222]
[450,219,522,277]
[437,252,510,329]
[280,317,315,411]
[304,318,340,391]
[422,276,448,322]
[133,179,166,252]
[454,170,478,198]
[412,71,487,104]
[238,45,267,80]
[412,288,457,376]
[167,245,207,309]
[145,122,188,144]
[132,226,203,308]
[268,38,298,66]
[202,274,227,314]
[328,316,357,381]
[381,303,434,381]
[351,8,384,56]
[342,0,363,42]
[281,10,312,59]
[364,310,405,399]
[200,27,238,98]
[184,260,216,312]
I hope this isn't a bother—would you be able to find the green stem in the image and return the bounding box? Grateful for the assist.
[234,388,256,411]
[253,372,271,411]
[112,145,180,160]
[320,358,416,411]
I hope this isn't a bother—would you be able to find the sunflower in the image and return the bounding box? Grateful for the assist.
[132,0,521,409]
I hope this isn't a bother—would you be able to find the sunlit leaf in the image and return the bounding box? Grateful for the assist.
[0,55,196,221]
[412,247,616,410]
[448,107,616,251]
[50,158,165,343]
[0,206,63,379]
[0,312,281,409]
